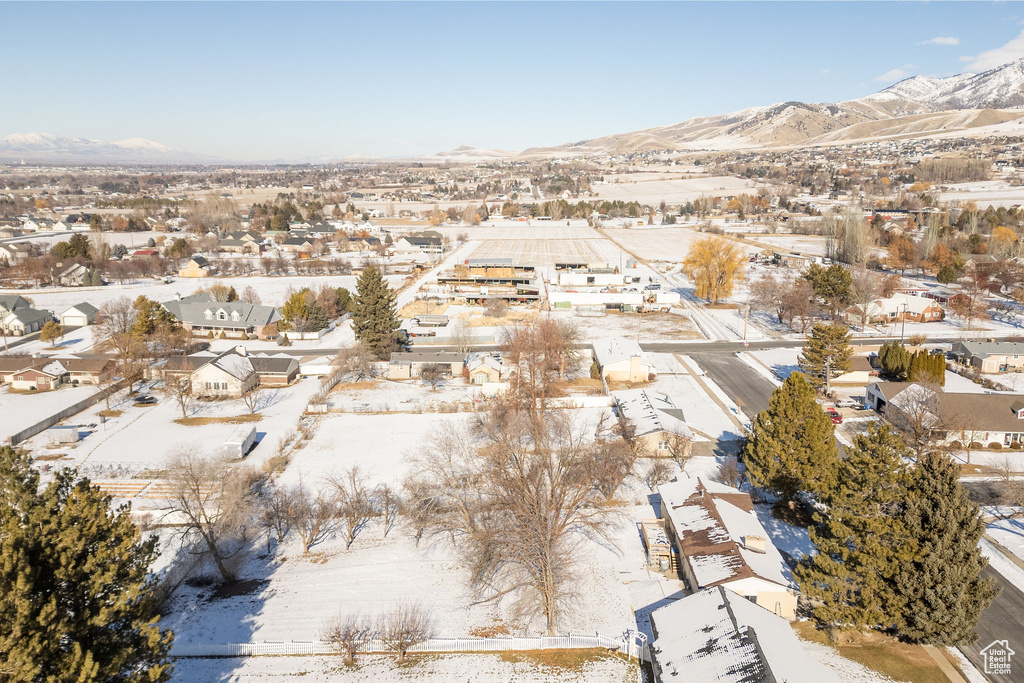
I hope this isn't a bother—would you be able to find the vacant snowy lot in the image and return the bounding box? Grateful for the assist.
[591,175,756,203]
[0,384,101,443]
[603,226,758,262]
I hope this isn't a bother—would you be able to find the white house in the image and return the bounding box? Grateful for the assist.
[191,349,259,398]
[592,336,652,382]
[613,389,692,457]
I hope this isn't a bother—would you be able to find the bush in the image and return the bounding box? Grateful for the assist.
[970,441,984,450]
[989,442,1003,450]
[1012,441,1023,451]
[590,361,601,380]
[949,441,963,450]
[206,331,214,339]
[218,331,226,339]
[907,334,926,346]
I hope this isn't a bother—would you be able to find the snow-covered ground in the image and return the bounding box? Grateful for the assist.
[0,383,101,443]
[749,347,802,380]
[987,517,1024,565]
[6,325,99,355]
[22,378,321,476]
[648,371,746,441]
[981,538,1024,593]
[3,273,404,318]
[171,652,634,682]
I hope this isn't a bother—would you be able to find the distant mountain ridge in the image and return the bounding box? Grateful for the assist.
[0,133,205,163]
[511,58,1024,159]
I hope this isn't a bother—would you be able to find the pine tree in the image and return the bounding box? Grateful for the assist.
[352,264,400,359]
[798,323,852,393]
[894,452,998,645]
[742,372,839,508]
[795,423,913,631]
[879,341,911,380]
[0,447,173,680]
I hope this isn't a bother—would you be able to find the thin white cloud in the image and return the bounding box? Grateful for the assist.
[875,65,914,83]
[918,36,959,46]
[963,28,1024,71]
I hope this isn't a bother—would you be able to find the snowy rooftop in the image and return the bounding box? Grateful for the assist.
[650,586,839,683]
[592,336,644,366]
[659,477,792,589]
[210,351,256,380]
[614,389,690,439]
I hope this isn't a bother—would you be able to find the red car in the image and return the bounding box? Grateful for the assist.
[826,408,843,424]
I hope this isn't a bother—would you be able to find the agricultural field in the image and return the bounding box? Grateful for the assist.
[591,175,757,203]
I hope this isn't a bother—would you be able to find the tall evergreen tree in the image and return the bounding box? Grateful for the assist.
[796,424,913,631]
[894,452,998,645]
[742,372,839,508]
[0,447,173,680]
[798,323,852,393]
[352,264,400,359]
[878,341,911,381]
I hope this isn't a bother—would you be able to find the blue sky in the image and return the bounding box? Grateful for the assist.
[2,2,1023,161]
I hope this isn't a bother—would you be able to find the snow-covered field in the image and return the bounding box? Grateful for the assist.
[749,347,802,380]
[0,383,101,443]
[591,175,756,204]
[603,226,759,262]
[22,378,322,475]
[5,274,403,317]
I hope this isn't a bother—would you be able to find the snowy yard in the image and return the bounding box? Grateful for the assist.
[21,378,321,475]
[171,652,634,682]
[648,371,747,441]
[0,383,101,443]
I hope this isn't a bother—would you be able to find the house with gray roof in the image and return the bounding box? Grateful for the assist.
[952,341,1024,374]
[2,307,53,336]
[161,293,281,339]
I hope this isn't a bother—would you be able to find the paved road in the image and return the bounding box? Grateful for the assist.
[688,351,777,417]
[960,566,1024,682]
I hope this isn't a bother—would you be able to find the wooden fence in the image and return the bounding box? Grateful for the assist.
[171,632,648,661]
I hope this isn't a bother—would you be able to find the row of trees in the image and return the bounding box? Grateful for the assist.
[877,341,945,384]
[743,374,996,645]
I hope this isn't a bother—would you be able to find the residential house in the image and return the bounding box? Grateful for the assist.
[659,476,798,619]
[592,337,653,383]
[845,292,945,324]
[0,295,31,318]
[963,253,1000,277]
[279,237,315,255]
[866,380,1024,447]
[59,303,100,327]
[2,307,53,336]
[178,255,214,278]
[613,389,692,457]
[191,348,259,398]
[648,586,839,683]
[388,351,465,380]
[392,233,444,256]
[62,358,114,385]
[56,262,95,287]
[465,352,502,384]
[0,242,31,262]
[249,353,300,386]
[0,358,68,391]
[952,341,1024,373]
[831,355,879,386]
[922,286,969,306]
[217,238,260,255]
[129,248,160,260]
[161,293,281,339]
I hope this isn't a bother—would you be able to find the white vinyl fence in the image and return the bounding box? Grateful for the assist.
[172,632,649,662]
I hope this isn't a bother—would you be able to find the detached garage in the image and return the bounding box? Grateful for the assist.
[59,303,99,327]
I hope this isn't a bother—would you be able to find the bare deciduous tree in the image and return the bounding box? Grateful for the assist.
[590,439,635,501]
[334,342,375,382]
[162,371,195,419]
[240,382,266,415]
[374,484,401,538]
[407,409,616,635]
[329,466,376,550]
[97,296,145,393]
[258,482,296,552]
[289,484,339,554]
[641,458,674,491]
[420,363,447,391]
[321,611,374,664]
[379,603,433,663]
[166,448,260,582]
[240,285,262,305]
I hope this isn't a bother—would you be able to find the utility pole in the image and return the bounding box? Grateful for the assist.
[742,300,750,346]
[900,303,907,343]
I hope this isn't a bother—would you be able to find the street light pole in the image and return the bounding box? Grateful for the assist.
[900,303,908,343]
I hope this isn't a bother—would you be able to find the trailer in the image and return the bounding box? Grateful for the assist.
[222,426,257,458]
[47,425,79,444]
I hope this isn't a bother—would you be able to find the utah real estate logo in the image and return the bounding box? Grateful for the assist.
[980,640,1015,676]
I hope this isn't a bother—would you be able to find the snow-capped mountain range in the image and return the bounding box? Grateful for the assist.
[514,58,1024,158]
[5,59,1024,164]
[0,133,204,164]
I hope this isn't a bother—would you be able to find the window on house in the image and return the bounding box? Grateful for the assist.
[231,311,240,321]
[658,441,669,450]
[205,382,211,389]
[218,311,227,321]
[204,311,212,320]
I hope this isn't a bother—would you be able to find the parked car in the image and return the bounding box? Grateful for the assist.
[644,283,662,291]
[133,395,158,406]
[825,407,843,424]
